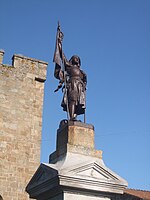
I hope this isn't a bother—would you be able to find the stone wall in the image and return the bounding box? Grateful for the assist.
[0,50,48,200]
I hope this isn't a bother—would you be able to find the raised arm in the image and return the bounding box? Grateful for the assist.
[62,53,72,71]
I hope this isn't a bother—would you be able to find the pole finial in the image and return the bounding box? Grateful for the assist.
[58,20,60,30]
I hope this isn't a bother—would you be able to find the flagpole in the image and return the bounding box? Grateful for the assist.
[53,21,70,120]
[84,87,86,123]
[58,21,70,120]
[61,57,70,120]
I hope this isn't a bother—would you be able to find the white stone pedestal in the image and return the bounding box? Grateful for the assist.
[26,121,128,200]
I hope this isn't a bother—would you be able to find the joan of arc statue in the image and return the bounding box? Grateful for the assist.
[53,23,87,121]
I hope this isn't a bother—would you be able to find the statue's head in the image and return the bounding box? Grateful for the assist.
[69,55,81,67]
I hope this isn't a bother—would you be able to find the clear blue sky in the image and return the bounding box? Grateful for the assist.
[1,0,150,191]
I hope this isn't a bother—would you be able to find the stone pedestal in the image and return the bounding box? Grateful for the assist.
[50,121,102,163]
[26,121,128,200]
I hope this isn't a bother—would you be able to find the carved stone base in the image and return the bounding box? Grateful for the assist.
[26,122,128,200]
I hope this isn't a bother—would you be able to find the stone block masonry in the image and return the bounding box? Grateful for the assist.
[0,50,48,200]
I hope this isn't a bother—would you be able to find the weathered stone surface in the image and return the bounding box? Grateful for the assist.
[64,192,110,200]
[0,52,48,200]
[0,49,5,64]
[57,121,94,148]
[49,121,102,163]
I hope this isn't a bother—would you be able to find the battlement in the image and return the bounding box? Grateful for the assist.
[0,49,48,200]
[0,49,48,82]
[0,49,5,64]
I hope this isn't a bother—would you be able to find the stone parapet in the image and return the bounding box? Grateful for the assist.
[12,54,48,82]
[0,53,48,83]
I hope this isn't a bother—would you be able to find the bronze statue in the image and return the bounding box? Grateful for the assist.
[53,22,87,121]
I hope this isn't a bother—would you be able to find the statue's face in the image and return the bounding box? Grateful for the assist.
[72,56,80,65]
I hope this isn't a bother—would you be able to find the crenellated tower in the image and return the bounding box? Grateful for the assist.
[0,50,48,200]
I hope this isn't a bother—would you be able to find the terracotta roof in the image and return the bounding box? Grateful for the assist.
[125,189,150,199]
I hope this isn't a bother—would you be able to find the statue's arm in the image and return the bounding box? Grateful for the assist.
[81,70,87,85]
[63,54,71,71]
[81,70,87,91]
[54,80,63,92]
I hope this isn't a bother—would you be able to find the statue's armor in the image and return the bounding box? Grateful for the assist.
[61,61,86,116]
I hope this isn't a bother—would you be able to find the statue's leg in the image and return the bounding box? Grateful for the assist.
[74,113,77,119]
[69,101,76,121]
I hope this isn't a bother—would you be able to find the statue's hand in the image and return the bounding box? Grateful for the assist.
[54,88,59,92]
[54,82,63,92]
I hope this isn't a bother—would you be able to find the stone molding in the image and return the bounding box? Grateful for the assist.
[26,153,128,199]
[26,123,128,199]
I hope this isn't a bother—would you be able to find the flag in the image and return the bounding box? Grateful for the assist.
[53,22,64,67]
[53,22,64,80]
